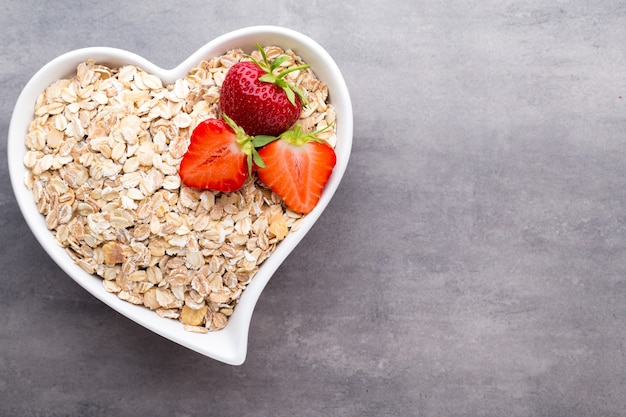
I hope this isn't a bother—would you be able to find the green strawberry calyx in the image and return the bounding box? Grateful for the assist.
[222,114,267,171]
[278,123,334,146]
[253,122,335,149]
[250,43,310,107]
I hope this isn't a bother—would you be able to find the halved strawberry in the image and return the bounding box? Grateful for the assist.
[220,45,309,136]
[255,126,336,214]
[179,116,261,192]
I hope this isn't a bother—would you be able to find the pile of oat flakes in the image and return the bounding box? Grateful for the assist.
[23,46,336,332]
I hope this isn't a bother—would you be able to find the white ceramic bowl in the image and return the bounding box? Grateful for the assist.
[8,26,352,365]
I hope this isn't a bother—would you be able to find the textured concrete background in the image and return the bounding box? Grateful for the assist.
[2,1,626,416]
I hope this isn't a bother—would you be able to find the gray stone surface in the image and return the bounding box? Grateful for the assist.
[2,0,626,416]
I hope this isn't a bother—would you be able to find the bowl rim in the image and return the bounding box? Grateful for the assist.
[7,25,352,365]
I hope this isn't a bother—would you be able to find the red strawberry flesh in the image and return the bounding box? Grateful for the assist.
[256,138,336,214]
[179,118,249,192]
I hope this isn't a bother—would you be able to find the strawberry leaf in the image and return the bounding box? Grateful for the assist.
[270,55,289,70]
[251,148,266,169]
[252,135,278,148]
[258,73,277,83]
[254,43,271,72]
[283,86,296,106]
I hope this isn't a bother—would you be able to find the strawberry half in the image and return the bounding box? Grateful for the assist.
[179,115,262,192]
[255,125,336,214]
[220,45,309,136]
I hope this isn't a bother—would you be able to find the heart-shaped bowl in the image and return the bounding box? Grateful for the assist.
[8,26,352,365]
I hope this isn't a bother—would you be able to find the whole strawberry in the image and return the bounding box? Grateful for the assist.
[220,45,309,136]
